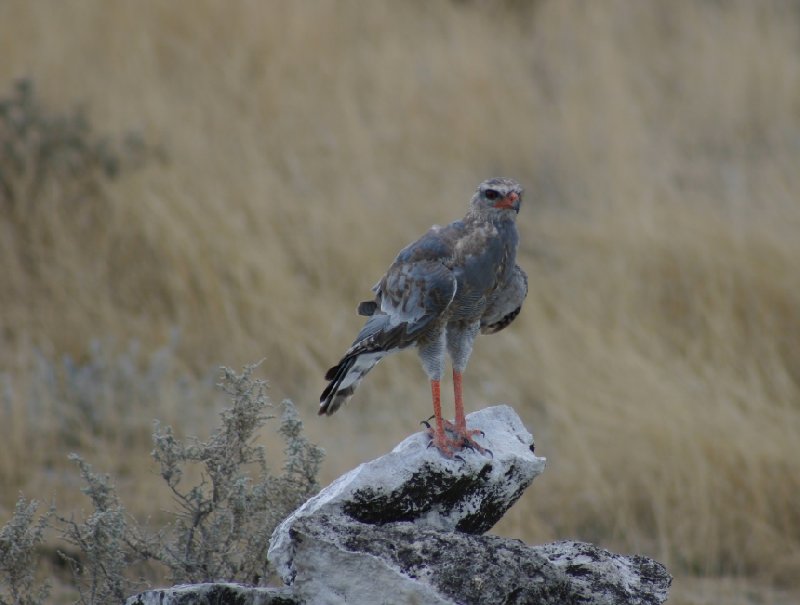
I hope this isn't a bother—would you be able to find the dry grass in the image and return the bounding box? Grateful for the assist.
[2,0,800,601]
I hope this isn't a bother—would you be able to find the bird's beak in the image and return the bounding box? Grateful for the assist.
[493,191,521,213]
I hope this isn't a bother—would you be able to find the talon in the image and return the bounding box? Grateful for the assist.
[454,454,466,463]
[483,447,493,458]
[420,420,431,429]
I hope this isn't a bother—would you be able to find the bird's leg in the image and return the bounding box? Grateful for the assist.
[453,370,466,433]
[450,370,489,455]
[427,379,454,457]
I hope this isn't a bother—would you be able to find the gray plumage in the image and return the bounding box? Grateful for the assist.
[320,177,527,416]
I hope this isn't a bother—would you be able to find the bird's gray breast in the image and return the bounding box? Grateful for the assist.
[450,221,517,321]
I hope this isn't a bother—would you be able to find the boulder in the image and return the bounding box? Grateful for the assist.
[125,582,297,605]
[285,515,671,604]
[269,403,545,584]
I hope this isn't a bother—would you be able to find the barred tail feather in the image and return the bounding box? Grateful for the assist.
[319,351,386,416]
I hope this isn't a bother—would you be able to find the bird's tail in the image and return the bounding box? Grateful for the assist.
[319,313,406,416]
[318,350,387,415]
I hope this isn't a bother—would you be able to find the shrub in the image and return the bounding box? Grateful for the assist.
[0,78,158,213]
[58,456,145,604]
[1,362,323,602]
[146,364,324,585]
[0,496,53,605]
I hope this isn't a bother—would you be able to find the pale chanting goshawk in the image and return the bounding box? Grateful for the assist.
[320,177,527,457]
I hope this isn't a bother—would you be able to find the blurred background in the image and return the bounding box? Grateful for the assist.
[1,1,799,602]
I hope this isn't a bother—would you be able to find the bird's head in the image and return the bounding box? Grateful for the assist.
[470,177,523,220]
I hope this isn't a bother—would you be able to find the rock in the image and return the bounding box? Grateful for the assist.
[268,404,546,584]
[287,515,672,605]
[124,582,297,605]
[127,405,672,604]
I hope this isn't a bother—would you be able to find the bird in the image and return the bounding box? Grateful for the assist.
[319,177,527,457]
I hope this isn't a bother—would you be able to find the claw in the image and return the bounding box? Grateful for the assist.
[420,414,436,429]
[419,414,436,429]
[461,439,476,452]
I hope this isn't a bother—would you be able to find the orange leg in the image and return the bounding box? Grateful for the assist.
[429,379,452,456]
[451,369,489,455]
[453,370,466,433]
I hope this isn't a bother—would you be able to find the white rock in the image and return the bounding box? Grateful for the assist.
[269,404,546,584]
[125,582,296,604]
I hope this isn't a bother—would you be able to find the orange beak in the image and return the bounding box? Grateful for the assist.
[493,191,520,212]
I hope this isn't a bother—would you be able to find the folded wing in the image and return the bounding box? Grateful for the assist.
[320,259,456,415]
[480,264,527,335]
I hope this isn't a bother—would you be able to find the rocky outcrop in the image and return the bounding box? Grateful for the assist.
[283,516,670,605]
[269,403,545,582]
[127,405,671,605]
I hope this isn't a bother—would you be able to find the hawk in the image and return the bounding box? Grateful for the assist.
[320,177,527,456]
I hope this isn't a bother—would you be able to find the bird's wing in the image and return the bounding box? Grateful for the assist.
[319,258,456,416]
[480,263,527,334]
[364,258,456,348]
[357,223,461,316]
[346,226,460,355]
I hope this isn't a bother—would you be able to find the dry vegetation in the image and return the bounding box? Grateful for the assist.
[1,1,799,603]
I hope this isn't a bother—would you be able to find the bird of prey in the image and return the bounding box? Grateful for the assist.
[320,177,527,457]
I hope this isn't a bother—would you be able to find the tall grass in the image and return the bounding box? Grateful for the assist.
[1,1,799,601]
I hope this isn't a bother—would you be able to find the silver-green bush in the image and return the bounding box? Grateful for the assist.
[1,362,323,603]
[0,497,53,605]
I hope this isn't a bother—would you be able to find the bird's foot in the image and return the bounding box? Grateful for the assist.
[447,427,492,457]
[425,426,458,458]
[424,422,491,458]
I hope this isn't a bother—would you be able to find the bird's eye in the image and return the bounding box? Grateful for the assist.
[484,189,499,201]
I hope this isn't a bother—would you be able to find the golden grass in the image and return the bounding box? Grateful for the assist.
[2,0,800,600]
